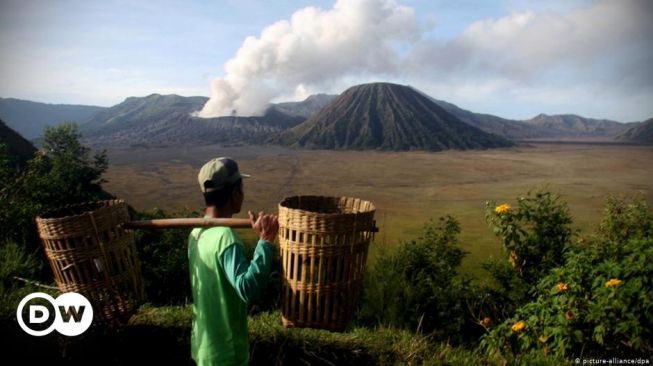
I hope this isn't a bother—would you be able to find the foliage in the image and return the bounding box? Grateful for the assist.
[0,242,40,286]
[0,143,14,183]
[0,242,45,319]
[0,123,110,264]
[133,208,193,305]
[358,216,479,344]
[477,190,575,327]
[482,195,653,360]
[485,190,574,284]
[596,194,652,245]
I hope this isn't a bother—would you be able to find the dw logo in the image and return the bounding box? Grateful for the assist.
[16,292,93,336]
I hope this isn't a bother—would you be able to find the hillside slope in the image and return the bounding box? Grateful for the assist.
[80,94,304,146]
[0,119,37,167]
[523,114,631,139]
[0,98,105,139]
[273,83,513,151]
[616,118,653,144]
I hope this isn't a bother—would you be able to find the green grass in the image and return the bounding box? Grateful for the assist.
[125,305,569,365]
[129,305,489,365]
[104,143,653,277]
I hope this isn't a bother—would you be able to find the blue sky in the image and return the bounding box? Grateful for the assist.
[0,0,651,122]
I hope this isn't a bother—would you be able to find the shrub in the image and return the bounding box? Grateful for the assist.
[481,195,653,359]
[485,190,574,285]
[133,208,193,305]
[478,190,575,327]
[0,242,44,318]
[0,124,110,280]
[358,216,478,344]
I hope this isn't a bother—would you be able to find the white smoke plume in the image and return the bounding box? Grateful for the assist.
[196,0,653,121]
[196,0,419,117]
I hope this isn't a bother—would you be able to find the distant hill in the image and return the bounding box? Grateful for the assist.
[80,94,304,146]
[274,94,337,118]
[616,118,653,144]
[523,114,632,139]
[81,94,208,135]
[429,98,548,139]
[0,98,105,139]
[272,82,513,151]
[0,119,37,168]
[426,97,632,140]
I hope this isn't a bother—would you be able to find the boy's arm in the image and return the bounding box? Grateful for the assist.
[218,240,274,304]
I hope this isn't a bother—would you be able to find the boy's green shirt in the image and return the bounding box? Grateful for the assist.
[188,226,273,366]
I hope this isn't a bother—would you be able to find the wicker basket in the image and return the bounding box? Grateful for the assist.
[35,200,144,324]
[278,196,376,331]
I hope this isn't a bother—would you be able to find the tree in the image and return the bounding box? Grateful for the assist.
[0,123,110,278]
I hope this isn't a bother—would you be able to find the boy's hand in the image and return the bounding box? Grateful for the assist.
[249,210,279,243]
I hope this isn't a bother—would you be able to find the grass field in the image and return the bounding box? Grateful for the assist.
[103,143,653,276]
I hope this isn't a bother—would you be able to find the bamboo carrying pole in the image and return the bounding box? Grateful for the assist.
[124,218,253,230]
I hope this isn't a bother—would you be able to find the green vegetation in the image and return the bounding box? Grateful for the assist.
[358,216,479,344]
[481,194,653,361]
[132,208,194,305]
[1,123,110,284]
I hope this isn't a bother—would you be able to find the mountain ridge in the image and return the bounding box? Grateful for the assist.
[616,118,653,144]
[79,94,305,146]
[271,82,513,151]
[1,86,642,147]
[0,98,105,139]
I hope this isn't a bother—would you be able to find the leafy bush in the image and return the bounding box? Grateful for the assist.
[358,216,478,344]
[0,242,44,318]
[0,242,40,285]
[596,194,653,247]
[133,208,193,305]
[0,124,110,279]
[481,195,653,360]
[485,190,574,284]
[477,190,575,327]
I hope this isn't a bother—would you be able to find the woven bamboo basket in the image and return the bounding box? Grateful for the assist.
[35,200,144,324]
[278,196,376,331]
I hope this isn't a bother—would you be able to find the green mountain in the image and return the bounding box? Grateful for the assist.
[0,98,105,139]
[616,118,653,144]
[80,94,304,146]
[0,119,37,168]
[272,82,513,151]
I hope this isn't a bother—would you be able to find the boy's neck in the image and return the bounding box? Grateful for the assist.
[205,206,233,219]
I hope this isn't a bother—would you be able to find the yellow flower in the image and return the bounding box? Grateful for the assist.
[605,278,623,288]
[556,282,569,293]
[495,203,511,214]
[511,321,526,332]
[565,310,574,320]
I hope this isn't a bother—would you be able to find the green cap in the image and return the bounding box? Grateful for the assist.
[198,157,250,193]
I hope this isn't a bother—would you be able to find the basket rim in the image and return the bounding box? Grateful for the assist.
[36,199,127,222]
[278,195,376,216]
